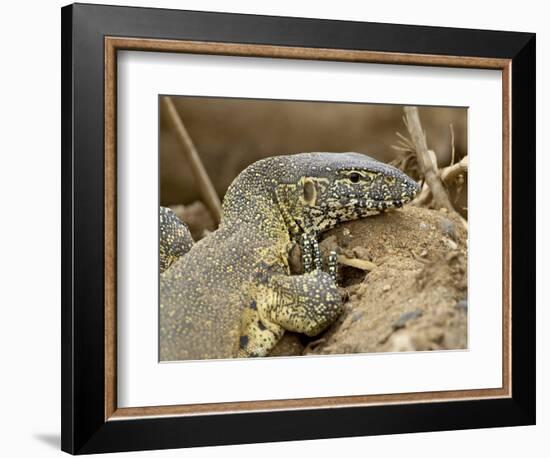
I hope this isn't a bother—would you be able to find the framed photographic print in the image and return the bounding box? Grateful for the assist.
[61,3,536,454]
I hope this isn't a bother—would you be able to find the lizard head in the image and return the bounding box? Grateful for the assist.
[278,152,419,233]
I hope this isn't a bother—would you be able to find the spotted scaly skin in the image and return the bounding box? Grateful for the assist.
[159,207,194,273]
[160,152,419,361]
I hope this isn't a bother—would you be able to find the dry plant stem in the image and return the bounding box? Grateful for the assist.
[413,155,469,207]
[337,255,377,271]
[162,96,222,224]
[441,156,468,183]
[413,183,432,206]
[403,106,455,213]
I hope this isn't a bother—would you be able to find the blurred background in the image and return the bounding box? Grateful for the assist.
[159,95,467,236]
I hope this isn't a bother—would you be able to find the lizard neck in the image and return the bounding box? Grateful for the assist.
[274,183,311,239]
[220,167,290,244]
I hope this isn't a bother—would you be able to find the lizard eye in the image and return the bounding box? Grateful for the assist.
[349,172,360,183]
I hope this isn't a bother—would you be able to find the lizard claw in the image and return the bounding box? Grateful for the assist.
[328,250,338,282]
[311,238,323,271]
[300,233,313,273]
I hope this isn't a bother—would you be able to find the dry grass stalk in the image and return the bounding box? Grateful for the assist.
[162,96,222,224]
[441,155,468,184]
[403,106,456,213]
[411,156,468,208]
[337,255,377,272]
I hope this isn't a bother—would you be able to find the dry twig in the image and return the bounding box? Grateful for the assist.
[337,255,377,272]
[441,155,468,184]
[390,131,420,181]
[403,106,455,213]
[162,96,222,224]
[402,107,468,230]
[411,156,468,207]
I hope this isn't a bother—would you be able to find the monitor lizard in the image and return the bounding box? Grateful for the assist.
[160,152,419,361]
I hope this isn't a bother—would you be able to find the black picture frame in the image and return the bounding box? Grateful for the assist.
[61,3,535,454]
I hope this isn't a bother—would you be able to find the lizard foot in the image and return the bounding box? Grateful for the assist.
[238,269,343,358]
[262,270,343,337]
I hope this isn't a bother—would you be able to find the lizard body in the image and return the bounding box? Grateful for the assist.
[160,152,418,361]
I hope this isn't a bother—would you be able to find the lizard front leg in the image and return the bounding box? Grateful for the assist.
[238,270,343,357]
[237,309,284,358]
[265,270,343,336]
